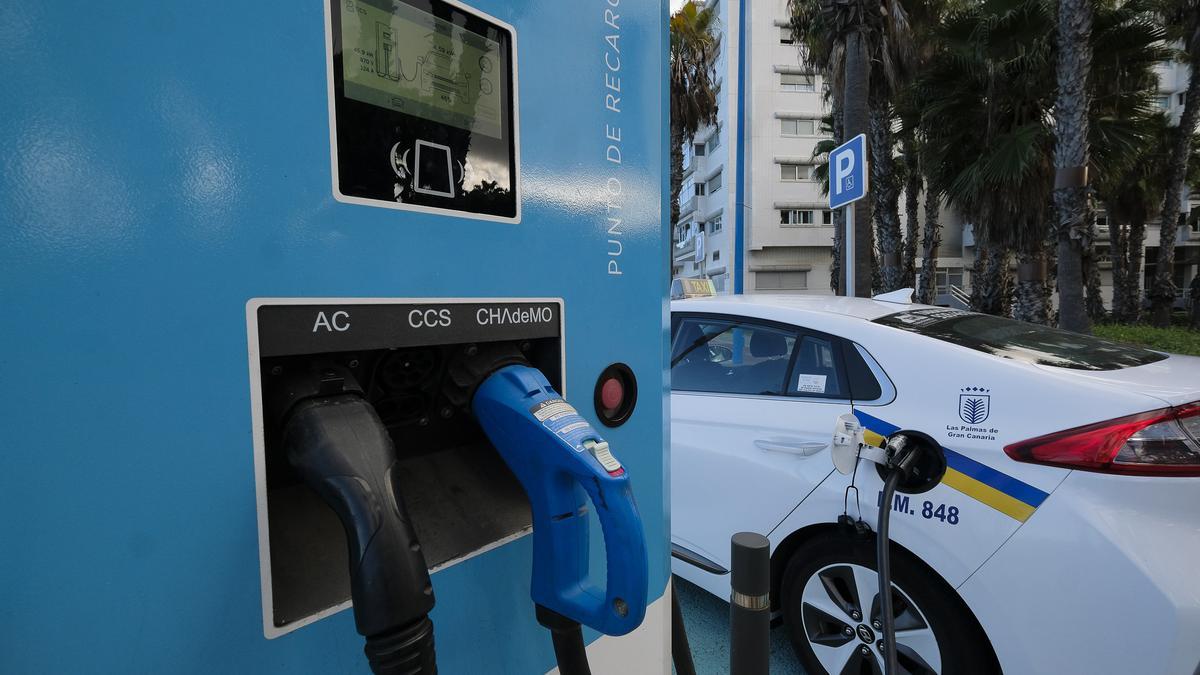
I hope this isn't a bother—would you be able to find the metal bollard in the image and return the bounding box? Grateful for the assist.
[730,532,771,675]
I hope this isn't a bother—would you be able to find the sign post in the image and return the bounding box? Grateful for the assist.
[828,134,868,297]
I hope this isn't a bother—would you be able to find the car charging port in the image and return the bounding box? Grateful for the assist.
[873,430,946,494]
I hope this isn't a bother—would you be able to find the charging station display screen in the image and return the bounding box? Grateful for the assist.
[340,1,505,139]
[328,0,518,220]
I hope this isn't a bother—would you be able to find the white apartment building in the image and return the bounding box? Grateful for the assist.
[1155,57,1190,126]
[672,0,739,293]
[741,0,837,294]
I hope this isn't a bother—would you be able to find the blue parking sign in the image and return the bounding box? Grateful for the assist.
[828,134,868,209]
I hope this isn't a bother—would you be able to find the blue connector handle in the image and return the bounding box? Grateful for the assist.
[472,365,648,636]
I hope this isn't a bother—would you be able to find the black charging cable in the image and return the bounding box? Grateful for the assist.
[877,436,927,675]
[876,466,903,675]
[535,606,592,675]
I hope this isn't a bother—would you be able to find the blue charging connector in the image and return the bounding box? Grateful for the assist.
[472,364,648,638]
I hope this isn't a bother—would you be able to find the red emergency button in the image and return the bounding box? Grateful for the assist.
[600,377,624,411]
[593,363,637,427]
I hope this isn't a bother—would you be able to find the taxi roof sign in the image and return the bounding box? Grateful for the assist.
[671,278,716,300]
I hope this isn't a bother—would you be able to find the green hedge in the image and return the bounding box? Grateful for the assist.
[1093,324,1200,357]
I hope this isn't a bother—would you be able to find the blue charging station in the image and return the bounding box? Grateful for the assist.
[0,0,670,672]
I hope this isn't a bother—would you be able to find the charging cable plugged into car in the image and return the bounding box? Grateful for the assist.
[831,413,947,675]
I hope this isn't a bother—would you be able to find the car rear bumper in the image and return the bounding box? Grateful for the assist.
[960,471,1200,675]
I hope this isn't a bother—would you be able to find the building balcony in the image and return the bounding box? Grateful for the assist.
[680,196,697,218]
[673,236,696,262]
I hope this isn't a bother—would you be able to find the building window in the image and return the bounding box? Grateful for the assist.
[779,26,794,44]
[756,271,808,290]
[780,209,815,225]
[1153,95,1170,110]
[695,182,707,196]
[694,142,706,156]
[781,118,816,137]
[708,128,721,153]
[822,209,833,225]
[780,72,815,92]
[708,172,723,194]
[1180,93,1187,106]
[712,250,721,262]
[709,215,723,233]
[780,163,813,181]
[934,267,965,294]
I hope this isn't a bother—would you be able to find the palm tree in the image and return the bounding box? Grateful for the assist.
[895,0,951,301]
[790,3,848,294]
[792,0,915,292]
[900,131,921,287]
[871,0,918,293]
[1087,0,1173,321]
[918,0,1170,324]
[790,0,882,296]
[1052,0,1096,333]
[894,87,937,302]
[669,1,722,270]
[1148,0,1200,326]
[1099,117,1200,320]
[918,0,1058,322]
[1075,0,1169,323]
[917,175,943,305]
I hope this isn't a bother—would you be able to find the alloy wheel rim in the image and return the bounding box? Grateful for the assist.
[799,563,942,674]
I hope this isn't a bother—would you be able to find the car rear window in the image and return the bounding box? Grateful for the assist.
[874,308,1167,371]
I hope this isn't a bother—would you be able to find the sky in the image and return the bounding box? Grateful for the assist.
[671,0,686,10]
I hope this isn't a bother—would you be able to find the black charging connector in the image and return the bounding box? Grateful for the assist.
[279,365,438,675]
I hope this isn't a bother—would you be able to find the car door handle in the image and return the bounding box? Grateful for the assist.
[754,439,828,456]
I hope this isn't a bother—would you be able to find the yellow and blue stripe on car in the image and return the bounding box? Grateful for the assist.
[853,410,1049,522]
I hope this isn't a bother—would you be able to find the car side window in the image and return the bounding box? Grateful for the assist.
[671,317,798,395]
[843,342,884,401]
[786,334,849,399]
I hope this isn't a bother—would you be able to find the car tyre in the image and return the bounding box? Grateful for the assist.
[780,531,998,675]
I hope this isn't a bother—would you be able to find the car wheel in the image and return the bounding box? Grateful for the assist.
[780,532,997,675]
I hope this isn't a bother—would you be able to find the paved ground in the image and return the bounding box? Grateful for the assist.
[674,576,806,674]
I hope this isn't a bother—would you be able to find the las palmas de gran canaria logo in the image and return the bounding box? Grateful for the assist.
[959,387,991,425]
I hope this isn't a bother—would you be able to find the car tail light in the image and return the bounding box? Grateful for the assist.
[1004,403,1200,476]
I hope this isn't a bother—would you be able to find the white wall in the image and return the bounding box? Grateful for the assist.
[743,0,836,293]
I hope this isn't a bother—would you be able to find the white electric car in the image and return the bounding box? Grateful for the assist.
[669,294,1200,675]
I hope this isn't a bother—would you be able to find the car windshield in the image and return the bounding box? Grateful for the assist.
[875,308,1167,371]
